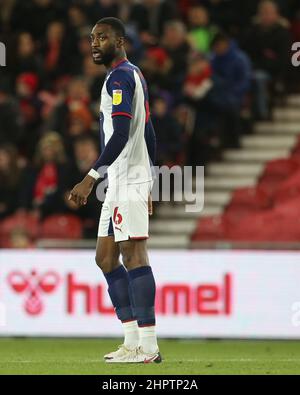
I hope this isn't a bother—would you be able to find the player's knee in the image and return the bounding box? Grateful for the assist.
[121,253,132,269]
[95,253,118,273]
[121,251,148,271]
[120,241,149,270]
[119,243,132,269]
[95,253,103,269]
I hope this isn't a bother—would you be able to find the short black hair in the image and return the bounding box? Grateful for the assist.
[96,17,125,37]
[211,31,230,47]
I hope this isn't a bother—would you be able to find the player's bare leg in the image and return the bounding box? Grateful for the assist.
[95,236,120,274]
[95,236,139,360]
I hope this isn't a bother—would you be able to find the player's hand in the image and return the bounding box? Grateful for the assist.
[68,176,95,207]
[148,194,153,216]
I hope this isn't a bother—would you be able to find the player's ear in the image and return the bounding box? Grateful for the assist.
[117,36,125,48]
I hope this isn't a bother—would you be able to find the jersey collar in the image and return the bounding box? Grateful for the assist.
[111,58,128,70]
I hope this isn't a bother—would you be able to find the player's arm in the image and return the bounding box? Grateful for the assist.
[69,69,134,206]
[68,116,131,206]
[145,117,156,166]
[144,117,156,215]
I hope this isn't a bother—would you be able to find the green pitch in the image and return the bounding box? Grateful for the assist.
[0,338,300,375]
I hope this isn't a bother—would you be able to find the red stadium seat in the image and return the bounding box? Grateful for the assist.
[229,186,271,209]
[274,196,300,216]
[223,204,264,228]
[262,158,300,178]
[271,198,300,241]
[255,158,300,204]
[40,214,82,240]
[274,169,300,204]
[0,212,40,248]
[227,204,300,242]
[224,186,271,235]
[290,153,300,166]
[0,212,40,239]
[191,215,226,241]
[256,179,280,202]
[227,210,278,241]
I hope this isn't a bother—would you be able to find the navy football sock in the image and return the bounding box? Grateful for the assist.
[128,266,156,327]
[104,265,135,322]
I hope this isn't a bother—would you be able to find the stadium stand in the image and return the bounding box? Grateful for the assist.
[192,95,300,246]
[0,0,300,249]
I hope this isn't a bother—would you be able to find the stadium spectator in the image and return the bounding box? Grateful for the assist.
[78,26,94,58]
[0,144,22,219]
[68,106,94,138]
[211,32,251,147]
[183,53,213,102]
[68,4,89,32]
[133,0,177,44]
[291,9,300,42]
[12,32,42,81]
[198,0,239,32]
[16,72,42,157]
[242,0,291,119]
[151,94,183,166]
[73,27,96,74]
[0,0,15,34]
[48,77,93,144]
[41,20,71,83]
[161,21,191,95]
[64,135,100,237]
[18,132,70,219]
[139,46,172,91]
[187,5,218,53]
[10,0,65,39]
[83,0,120,25]
[211,33,252,111]
[0,79,23,146]
[124,30,145,65]
[183,53,221,164]
[81,56,106,102]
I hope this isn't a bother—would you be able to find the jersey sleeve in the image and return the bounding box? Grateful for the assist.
[106,68,136,119]
[92,116,131,171]
[145,116,156,165]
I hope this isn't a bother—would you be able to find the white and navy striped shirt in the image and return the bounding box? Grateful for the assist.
[93,58,155,186]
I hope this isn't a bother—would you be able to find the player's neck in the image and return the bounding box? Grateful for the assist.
[107,53,128,71]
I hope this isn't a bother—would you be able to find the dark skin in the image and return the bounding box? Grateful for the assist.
[69,23,152,273]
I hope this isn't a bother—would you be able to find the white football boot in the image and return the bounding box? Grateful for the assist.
[105,346,162,364]
[104,344,133,361]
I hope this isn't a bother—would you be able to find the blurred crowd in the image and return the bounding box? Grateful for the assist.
[0,0,300,245]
